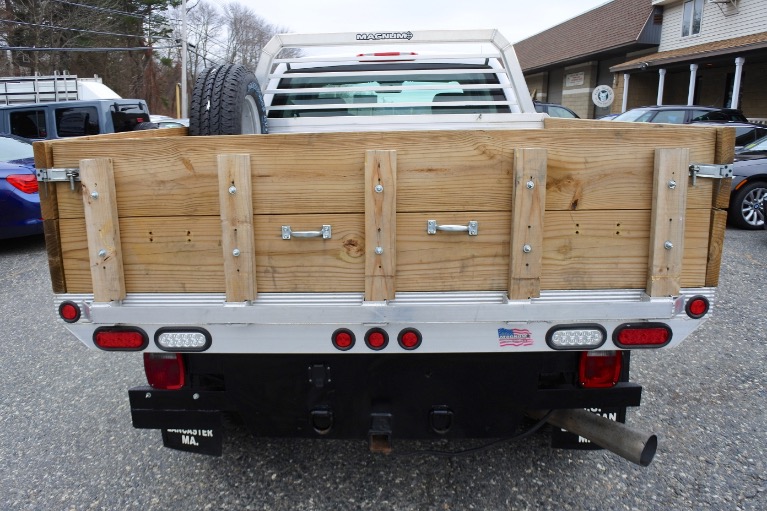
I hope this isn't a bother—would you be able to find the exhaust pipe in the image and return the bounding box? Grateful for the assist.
[530,409,657,466]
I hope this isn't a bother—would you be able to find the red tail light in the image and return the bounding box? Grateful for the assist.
[365,328,388,350]
[398,328,422,350]
[144,353,185,390]
[579,351,622,388]
[7,174,38,194]
[331,328,355,351]
[685,295,709,319]
[58,301,81,323]
[93,327,148,351]
[613,323,672,348]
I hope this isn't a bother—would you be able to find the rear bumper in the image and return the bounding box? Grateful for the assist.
[129,352,642,441]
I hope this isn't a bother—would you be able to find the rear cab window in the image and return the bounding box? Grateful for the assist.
[10,109,47,138]
[55,106,99,137]
[268,62,511,118]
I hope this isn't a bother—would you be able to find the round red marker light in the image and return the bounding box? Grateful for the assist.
[58,301,81,323]
[398,329,422,350]
[331,329,355,351]
[685,295,709,319]
[365,328,388,350]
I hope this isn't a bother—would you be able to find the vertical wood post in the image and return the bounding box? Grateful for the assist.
[34,140,66,293]
[646,148,689,297]
[365,150,397,301]
[80,158,126,302]
[218,154,257,302]
[509,148,547,300]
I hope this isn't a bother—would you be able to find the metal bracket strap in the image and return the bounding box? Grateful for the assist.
[689,163,732,186]
[36,167,81,190]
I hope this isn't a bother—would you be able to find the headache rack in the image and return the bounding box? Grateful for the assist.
[255,29,536,122]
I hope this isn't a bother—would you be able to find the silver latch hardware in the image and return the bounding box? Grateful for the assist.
[689,163,732,186]
[427,220,478,236]
[37,167,81,190]
[282,225,332,240]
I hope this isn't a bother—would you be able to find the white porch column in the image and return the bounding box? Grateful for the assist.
[657,68,666,105]
[731,57,745,109]
[622,73,630,112]
[687,64,698,105]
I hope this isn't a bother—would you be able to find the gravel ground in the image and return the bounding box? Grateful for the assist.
[0,228,765,510]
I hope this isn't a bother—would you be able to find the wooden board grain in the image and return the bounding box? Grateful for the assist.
[365,150,397,301]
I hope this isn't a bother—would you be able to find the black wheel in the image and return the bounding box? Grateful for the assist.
[729,181,766,230]
[189,64,268,136]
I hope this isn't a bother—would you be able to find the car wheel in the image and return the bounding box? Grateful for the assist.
[729,181,766,230]
[189,64,268,136]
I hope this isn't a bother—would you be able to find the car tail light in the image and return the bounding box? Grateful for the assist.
[365,328,388,350]
[613,323,672,348]
[144,353,185,390]
[331,328,355,351]
[155,328,211,352]
[58,301,81,323]
[579,351,622,388]
[93,327,148,351]
[398,328,422,350]
[685,295,710,319]
[546,324,606,350]
[7,174,38,194]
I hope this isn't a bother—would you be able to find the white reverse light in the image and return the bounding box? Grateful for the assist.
[155,329,211,351]
[546,325,606,350]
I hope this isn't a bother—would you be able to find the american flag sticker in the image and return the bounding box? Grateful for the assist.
[498,327,534,347]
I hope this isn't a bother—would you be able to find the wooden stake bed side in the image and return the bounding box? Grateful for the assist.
[36,123,732,300]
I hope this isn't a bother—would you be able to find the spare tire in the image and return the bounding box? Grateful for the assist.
[189,64,268,136]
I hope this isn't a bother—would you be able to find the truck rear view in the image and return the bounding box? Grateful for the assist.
[35,30,732,465]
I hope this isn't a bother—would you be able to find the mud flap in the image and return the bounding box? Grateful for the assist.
[161,427,223,456]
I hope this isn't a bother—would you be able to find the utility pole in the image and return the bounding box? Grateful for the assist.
[181,0,188,118]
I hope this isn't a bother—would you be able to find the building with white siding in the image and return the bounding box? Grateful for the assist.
[515,0,767,120]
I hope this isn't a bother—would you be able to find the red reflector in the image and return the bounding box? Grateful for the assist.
[614,323,671,348]
[93,327,148,351]
[7,174,38,194]
[332,328,355,351]
[144,353,185,390]
[685,295,709,319]
[365,328,388,350]
[398,329,422,350]
[579,351,622,388]
[58,301,81,323]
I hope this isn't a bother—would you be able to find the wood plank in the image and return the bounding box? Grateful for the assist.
[59,208,712,294]
[646,148,689,297]
[364,150,397,301]
[218,154,256,302]
[34,140,67,293]
[79,158,125,302]
[49,129,718,219]
[509,148,546,300]
[705,209,727,287]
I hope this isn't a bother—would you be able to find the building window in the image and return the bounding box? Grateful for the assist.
[682,0,704,37]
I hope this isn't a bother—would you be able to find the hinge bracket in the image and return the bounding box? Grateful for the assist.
[689,163,732,186]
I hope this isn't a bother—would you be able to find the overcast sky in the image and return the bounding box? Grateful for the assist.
[235,0,611,44]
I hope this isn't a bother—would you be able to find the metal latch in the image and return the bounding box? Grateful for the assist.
[37,167,81,190]
[689,163,732,186]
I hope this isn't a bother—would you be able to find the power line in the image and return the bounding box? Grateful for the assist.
[50,0,147,20]
[0,45,180,52]
[1,19,147,39]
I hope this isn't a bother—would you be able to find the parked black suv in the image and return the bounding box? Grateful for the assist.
[612,105,748,124]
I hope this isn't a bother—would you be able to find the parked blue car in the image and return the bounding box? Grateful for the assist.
[0,134,42,239]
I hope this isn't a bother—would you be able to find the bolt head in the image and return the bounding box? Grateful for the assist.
[374,184,384,193]
[668,180,677,189]
[375,246,384,255]
[228,185,237,195]
[232,248,241,257]
[664,241,674,250]
[526,181,535,190]
[97,249,107,258]
[522,244,532,253]
[90,191,99,199]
